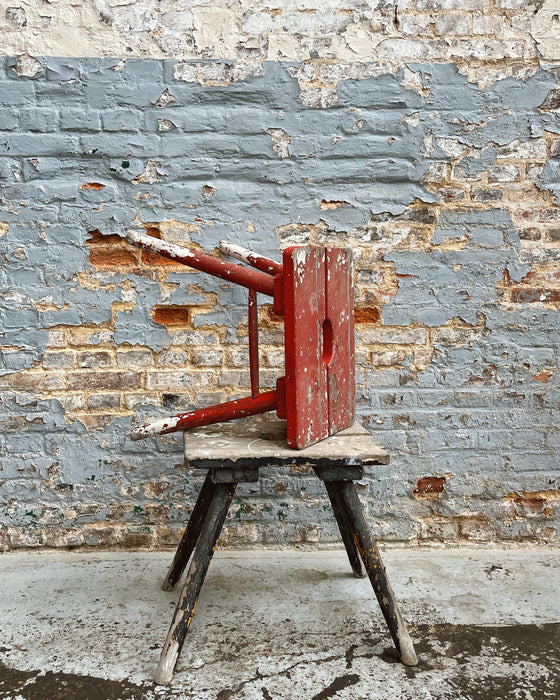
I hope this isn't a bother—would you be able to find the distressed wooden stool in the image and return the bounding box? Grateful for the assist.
[154,418,418,685]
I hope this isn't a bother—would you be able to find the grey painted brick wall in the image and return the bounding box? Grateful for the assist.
[1,56,559,549]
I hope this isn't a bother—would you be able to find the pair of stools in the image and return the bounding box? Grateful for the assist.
[154,418,418,685]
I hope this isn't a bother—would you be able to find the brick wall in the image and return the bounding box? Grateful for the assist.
[1,1,559,549]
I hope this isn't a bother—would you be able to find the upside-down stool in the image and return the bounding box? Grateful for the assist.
[154,417,418,686]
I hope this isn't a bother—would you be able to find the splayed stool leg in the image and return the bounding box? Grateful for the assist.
[162,471,217,592]
[155,478,237,685]
[336,479,418,666]
[320,474,366,579]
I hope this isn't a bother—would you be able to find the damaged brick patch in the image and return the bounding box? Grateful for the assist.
[504,491,560,518]
[413,477,447,501]
[151,306,191,327]
[354,306,381,324]
[79,183,105,190]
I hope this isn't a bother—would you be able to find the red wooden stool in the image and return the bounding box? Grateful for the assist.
[125,232,354,449]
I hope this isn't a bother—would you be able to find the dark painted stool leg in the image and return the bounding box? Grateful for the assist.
[323,480,366,578]
[337,481,418,666]
[155,481,237,685]
[163,471,217,591]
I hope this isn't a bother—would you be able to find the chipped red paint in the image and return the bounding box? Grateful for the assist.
[248,288,259,397]
[325,247,355,434]
[283,245,355,448]
[284,245,329,448]
[130,390,279,440]
[218,240,283,276]
[125,231,275,297]
[126,239,354,449]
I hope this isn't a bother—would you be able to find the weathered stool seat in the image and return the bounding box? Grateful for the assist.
[154,418,418,685]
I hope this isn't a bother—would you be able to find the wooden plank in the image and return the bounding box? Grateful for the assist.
[283,246,329,449]
[183,418,389,466]
[313,465,364,482]
[162,472,216,592]
[319,478,366,578]
[210,467,260,483]
[325,247,355,435]
[337,482,419,667]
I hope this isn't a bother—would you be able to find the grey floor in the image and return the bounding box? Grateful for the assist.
[0,547,558,699]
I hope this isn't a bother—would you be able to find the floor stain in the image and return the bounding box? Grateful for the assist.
[311,673,360,700]
[0,662,149,700]
[0,622,558,699]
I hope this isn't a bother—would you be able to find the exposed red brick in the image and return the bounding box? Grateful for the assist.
[519,209,560,223]
[90,247,138,268]
[510,288,560,303]
[145,226,162,239]
[533,369,553,383]
[413,476,446,500]
[539,88,560,110]
[520,266,560,286]
[355,306,380,324]
[141,250,184,266]
[151,306,190,327]
[0,372,64,391]
[505,490,560,515]
[79,183,105,190]
[522,498,547,512]
[265,304,284,324]
[86,229,123,246]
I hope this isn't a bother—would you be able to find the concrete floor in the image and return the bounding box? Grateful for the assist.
[0,547,558,700]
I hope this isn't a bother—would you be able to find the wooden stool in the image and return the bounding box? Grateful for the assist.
[154,419,418,685]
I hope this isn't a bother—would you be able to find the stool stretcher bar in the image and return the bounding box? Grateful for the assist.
[129,390,278,441]
[218,240,284,276]
[125,230,275,297]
